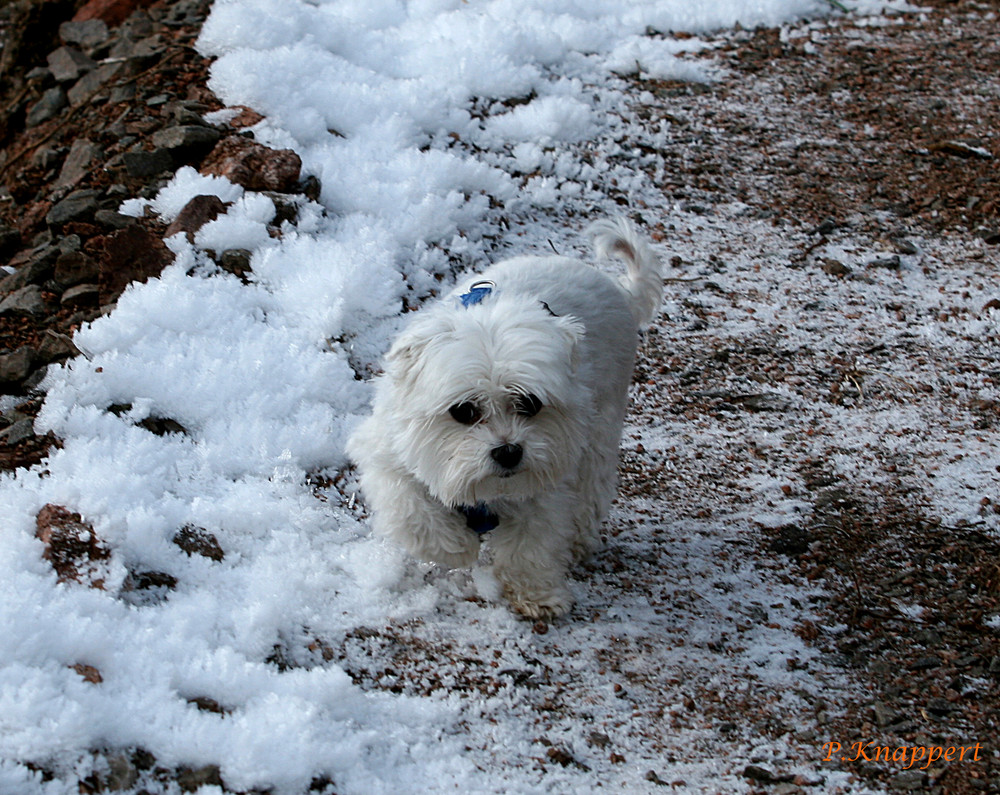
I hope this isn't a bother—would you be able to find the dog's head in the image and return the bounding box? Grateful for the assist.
[379,293,588,507]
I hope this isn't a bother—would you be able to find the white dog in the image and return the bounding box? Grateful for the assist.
[347,218,662,618]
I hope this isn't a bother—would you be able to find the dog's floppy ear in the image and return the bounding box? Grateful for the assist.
[384,312,450,386]
[384,327,428,384]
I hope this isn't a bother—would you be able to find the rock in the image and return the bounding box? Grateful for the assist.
[99,224,174,299]
[26,87,68,127]
[218,249,252,280]
[47,46,96,83]
[46,189,100,228]
[0,225,19,260]
[172,525,225,562]
[0,285,47,317]
[71,663,103,683]
[105,753,138,791]
[889,770,926,791]
[0,419,35,447]
[36,330,80,363]
[821,258,851,277]
[0,348,36,385]
[94,209,133,230]
[67,61,123,106]
[1,256,50,294]
[125,570,178,591]
[35,504,110,587]
[187,696,227,714]
[54,250,101,287]
[200,136,302,192]
[73,0,152,28]
[137,416,186,436]
[55,138,102,189]
[30,145,65,171]
[301,174,322,202]
[177,764,223,793]
[164,194,229,242]
[870,254,901,270]
[122,148,173,178]
[59,19,110,49]
[61,283,100,308]
[151,125,222,157]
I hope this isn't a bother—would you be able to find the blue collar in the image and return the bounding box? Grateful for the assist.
[459,280,495,307]
[457,502,499,535]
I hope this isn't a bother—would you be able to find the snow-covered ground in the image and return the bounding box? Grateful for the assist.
[3,0,996,793]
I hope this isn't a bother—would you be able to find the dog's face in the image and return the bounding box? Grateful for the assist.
[379,296,588,507]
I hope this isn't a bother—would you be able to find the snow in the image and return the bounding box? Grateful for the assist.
[1,0,993,793]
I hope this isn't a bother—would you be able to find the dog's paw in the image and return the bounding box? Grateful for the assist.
[505,588,573,620]
[429,545,480,570]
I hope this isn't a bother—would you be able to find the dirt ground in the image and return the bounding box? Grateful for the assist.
[616,2,1000,791]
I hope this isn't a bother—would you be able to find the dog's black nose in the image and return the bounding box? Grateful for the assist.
[490,443,523,470]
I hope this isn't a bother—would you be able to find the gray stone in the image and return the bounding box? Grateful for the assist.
[123,149,174,179]
[94,210,133,230]
[61,283,100,309]
[36,330,80,364]
[22,365,49,394]
[151,125,221,153]
[0,285,47,317]
[0,347,35,384]
[0,252,56,293]
[889,770,926,791]
[26,87,68,127]
[108,83,136,104]
[30,145,64,171]
[47,47,96,83]
[0,419,35,447]
[46,190,100,228]
[67,62,123,107]
[26,66,51,84]
[59,20,109,50]
[55,139,102,190]
[54,251,100,287]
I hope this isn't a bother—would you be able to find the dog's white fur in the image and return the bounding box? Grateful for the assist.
[347,218,662,618]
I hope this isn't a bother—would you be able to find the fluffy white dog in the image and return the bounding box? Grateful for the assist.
[347,218,662,618]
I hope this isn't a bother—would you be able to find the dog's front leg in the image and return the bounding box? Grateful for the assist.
[489,505,576,619]
[368,469,480,569]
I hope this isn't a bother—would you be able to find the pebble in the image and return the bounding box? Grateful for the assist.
[122,148,174,178]
[26,87,68,127]
[151,124,222,154]
[46,189,100,228]
[55,138,102,189]
[47,46,96,83]
[54,250,101,287]
[67,62,124,106]
[0,285,47,317]
[0,419,35,447]
[0,348,35,385]
[59,19,110,50]
[61,283,101,308]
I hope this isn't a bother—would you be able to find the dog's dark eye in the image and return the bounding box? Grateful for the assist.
[449,402,481,425]
[514,393,543,418]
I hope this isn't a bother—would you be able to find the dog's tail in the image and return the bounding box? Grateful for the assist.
[589,217,663,329]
